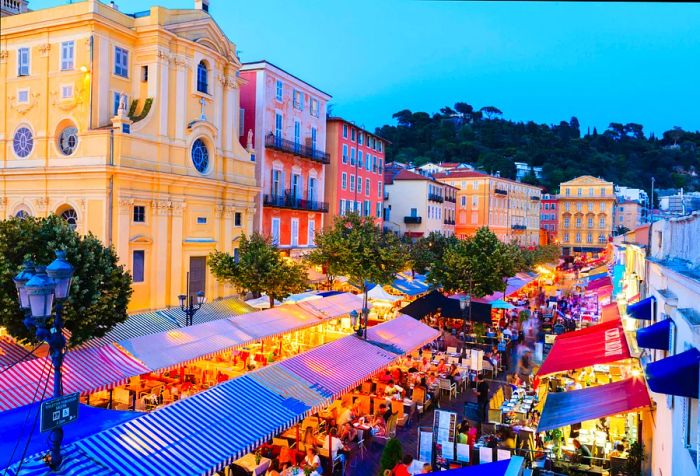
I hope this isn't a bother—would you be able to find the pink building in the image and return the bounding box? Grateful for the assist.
[541,194,559,243]
[239,61,331,257]
[325,118,386,226]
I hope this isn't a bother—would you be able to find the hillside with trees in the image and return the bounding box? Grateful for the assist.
[374,102,700,194]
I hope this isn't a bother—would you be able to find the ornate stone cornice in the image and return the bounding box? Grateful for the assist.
[9,92,40,115]
[0,197,8,209]
[171,201,185,217]
[118,198,134,212]
[151,199,173,216]
[224,206,237,218]
[34,197,49,211]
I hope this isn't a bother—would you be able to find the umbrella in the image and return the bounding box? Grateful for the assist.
[490,299,515,310]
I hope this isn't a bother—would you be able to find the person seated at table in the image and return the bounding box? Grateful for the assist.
[609,443,627,458]
[322,427,347,465]
[303,446,322,474]
[420,357,431,373]
[303,426,319,449]
[567,438,592,466]
[420,463,432,474]
[336,403,353,427]
[379,369,393,384]
[448,363,461,381]
[426,373,437,387]
[391,367,403,383]
[436,359,447,374]
[499,427,516,449]
[370,413,387,436]
[339,422,357,444]
[384,380,404,399]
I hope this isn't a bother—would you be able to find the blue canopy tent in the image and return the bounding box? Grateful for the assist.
[392,277,430,296]
[612,264,625,296]
[626,296,656,320]
[645,348,700,399]
[636,319,671,350]
[0,403,139,468]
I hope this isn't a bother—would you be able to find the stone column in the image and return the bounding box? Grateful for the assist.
[151,199,171,309]
[170,201,185,307]
[173,56,187,140]
[156,50,170,137]
[116,198,133,268]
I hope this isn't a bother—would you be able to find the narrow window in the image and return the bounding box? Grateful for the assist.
[133,205,145,223]
[61,41,74,71]
[132,250,145,283]
[17,47,29,76]
[197,61,208,93]
[114,47,129,78]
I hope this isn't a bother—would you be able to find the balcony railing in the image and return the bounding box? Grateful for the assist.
[404,216,422,224]
[265,133,331,164]
[428,193,444,203]
[494,188,508,195]
[444,219,456,225]
[511,224,527,231]
[263,190,329,213]
[530,195,541,201]
[445,196,457,203]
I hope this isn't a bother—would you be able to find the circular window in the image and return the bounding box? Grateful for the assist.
[60,208,78,230]
[13,127,34,158]
[191,138,209,174]
[58,126,78,156]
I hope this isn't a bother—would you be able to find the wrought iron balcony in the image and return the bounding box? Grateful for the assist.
[428,193,444,203]
[444,196,457,203]
[404,216,422,224]
[530,195,541,201]
[265,133,331,164]
[263,190,329,213]
[511,224,527,231]
[494,188,508,195]
[443,219,456,225]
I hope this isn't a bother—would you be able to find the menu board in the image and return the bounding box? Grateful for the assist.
[418,430,433,464]
[456,443,470,463]
[479,447,493,463]
[432,409,458,463]
[470,349,483,372]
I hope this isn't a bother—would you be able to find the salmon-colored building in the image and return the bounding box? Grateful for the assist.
[239,61,330,257]
[541,194,559,244]
[325,118,386,226]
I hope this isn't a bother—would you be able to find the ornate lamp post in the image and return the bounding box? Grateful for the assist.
[178,290,205,327]
[13,250,74,469]
[349,309,367,339]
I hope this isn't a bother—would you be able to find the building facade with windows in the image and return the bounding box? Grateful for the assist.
[613,199,645,232]
[0,0,257,312]
[325,117,385,226]
[239,61,330,256]
[541,194,558,243]
[383,169,456,238]
[557,176,615,255]
[434,170,541,246]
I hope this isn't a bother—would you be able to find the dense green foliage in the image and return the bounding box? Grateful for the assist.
[376,103,700,193]
[209,233,308,308]
[405,231,457,276]
[0,215,132,346]
[378,438,403,476]
[307,213,406,303]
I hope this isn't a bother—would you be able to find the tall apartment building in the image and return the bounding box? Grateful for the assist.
[0,0,257,312]
[434,171,541,246]
[541,194,559,243]
[239,62,330,257]
[613,200,645,232]
[325,118,385,226]
[557,176,614,255]
[383,170,456,238]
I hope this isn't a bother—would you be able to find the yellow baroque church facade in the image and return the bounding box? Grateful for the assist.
[0,0,258,312]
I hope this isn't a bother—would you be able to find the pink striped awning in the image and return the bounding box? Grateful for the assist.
[366,313,440,353]
[297,292,364,319]
[279,336,397,398]
[0,336,35,368]
[0,344,150,411]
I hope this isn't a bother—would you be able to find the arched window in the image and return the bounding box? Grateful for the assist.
[60,207,78,230]
[191,138,209,174]
[197,61,208,94]
[15,209,30,219]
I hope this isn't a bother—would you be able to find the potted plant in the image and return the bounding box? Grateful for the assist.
[624,442,645,476]
[378,438,403,476]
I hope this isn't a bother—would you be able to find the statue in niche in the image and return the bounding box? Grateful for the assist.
[247,129,254,150]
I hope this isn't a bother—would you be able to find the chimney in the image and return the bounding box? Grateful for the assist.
[194,0,210,13]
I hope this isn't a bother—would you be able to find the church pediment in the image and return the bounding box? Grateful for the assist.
[165,18,237,64]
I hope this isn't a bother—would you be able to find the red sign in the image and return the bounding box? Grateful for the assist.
[537,318,630,376]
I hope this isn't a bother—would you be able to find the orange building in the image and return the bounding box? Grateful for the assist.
[435,170,541,246]
[239,61,330,257]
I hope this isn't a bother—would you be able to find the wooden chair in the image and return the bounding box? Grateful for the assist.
[355,395,371,416]
[361,381,373,394]
[273,437,289,448]
[391,400,407,427]
[375,382,387,395]
[412,386,431,415]
[609,456,626,475]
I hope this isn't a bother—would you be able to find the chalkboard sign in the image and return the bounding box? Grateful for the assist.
[464,401,481,423]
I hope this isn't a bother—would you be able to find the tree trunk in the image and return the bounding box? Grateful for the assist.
[269,295,275,308]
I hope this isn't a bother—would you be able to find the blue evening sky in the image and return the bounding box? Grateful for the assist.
[33,0,700,136]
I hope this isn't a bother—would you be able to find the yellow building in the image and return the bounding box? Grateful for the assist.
[435,170,541,246]
[557,175,615,255]
[0,0,258,312]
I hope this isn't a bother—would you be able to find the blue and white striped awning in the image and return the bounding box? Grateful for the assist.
[76,376,307,476]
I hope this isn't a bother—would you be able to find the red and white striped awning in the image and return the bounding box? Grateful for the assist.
[0,336,36,368]
[0,344,150,411]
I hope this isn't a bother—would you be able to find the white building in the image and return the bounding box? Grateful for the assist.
[514,162,543,182]
[615,186,649,205]
[635,212,700,476]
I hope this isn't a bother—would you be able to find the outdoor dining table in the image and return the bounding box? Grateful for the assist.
[232,454,271,476]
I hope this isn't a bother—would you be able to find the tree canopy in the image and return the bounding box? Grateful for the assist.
[406,231,457,277]
[376,102,700,193]
[209,233,308,307]
[0,215,132,346]
[308,213,406,302]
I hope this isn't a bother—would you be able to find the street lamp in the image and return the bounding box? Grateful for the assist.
[350,309,367,339]
[178,290,205,327]
[13,250,74,469]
